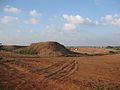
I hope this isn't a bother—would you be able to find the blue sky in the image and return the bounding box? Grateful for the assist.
[0,0,120,46]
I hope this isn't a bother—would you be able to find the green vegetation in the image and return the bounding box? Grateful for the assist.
[106,46,120,50]
[13,47,38,55]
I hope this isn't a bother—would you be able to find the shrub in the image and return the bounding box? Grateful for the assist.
[109,51,117,54]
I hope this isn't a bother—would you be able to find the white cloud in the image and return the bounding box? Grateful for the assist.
[1,16,18,24]
[110,19,120,26]
[23,18,39,24]
[63,14,85,24]
[62,14,98,31]
[113,14,120,17]
[4,5,22,14]
[63,23,76,31]
[95,21,100,25]
[62,14,120,28]
[102,14,120,26]
[63,14,98,25]
[86,18,92,23]
[101,15,113,21]
[85,17,98,25]
[30,10,42,17]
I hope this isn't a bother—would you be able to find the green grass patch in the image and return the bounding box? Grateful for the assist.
[106,46,120,50]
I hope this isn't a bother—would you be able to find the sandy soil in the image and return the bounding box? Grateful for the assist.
[70,48,119,54]
[0,54,120,90]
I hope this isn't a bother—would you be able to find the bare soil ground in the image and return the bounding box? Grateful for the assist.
[70,48,119,54]
[0,53,120,90]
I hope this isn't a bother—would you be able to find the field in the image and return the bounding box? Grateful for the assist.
[70,48,119,55]
[0,50,120,90]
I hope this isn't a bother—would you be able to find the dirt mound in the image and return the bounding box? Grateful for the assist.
[28,41,73,57]
[0,45,27,51]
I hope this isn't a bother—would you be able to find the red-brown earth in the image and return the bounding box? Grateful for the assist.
[0,53,120,90]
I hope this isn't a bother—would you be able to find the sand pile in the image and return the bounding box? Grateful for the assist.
[28,41,73,57]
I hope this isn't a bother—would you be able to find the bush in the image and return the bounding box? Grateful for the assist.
[109,51,117,54]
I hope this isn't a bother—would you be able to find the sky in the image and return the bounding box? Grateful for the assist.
[0,0,120,46]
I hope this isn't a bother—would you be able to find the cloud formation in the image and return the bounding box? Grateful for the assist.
[63,14,85,24]
[63,14,97,31]
[4,5,22,14]
[101,14,120,26]
[23,18,39,24]
[63,14,120,31]
[0,16,18,24]
[63,23,76,31]
[30,10,42,17]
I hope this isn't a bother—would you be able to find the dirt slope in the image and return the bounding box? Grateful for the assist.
[28,41,73,57]
[0,45,27,51]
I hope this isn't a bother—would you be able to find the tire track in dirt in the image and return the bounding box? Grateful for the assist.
[0,64,27,90]
[33,60,79,87]
[32,60,78,80]
[1,59,79,89]
[45,60,78,80]
[32,60,68,75]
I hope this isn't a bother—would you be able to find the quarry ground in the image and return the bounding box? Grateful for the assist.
[0,53,120,90]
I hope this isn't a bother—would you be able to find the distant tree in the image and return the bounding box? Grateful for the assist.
[0,43,2,50]
[106,46,113,48]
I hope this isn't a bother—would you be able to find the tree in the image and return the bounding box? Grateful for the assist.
[106,46,113,48]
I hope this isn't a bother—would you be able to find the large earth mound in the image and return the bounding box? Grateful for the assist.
[28,41,73,57]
